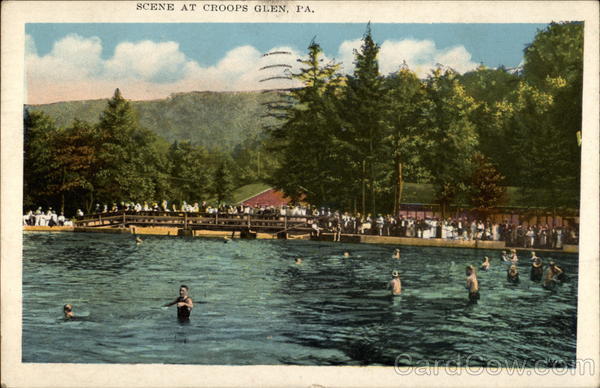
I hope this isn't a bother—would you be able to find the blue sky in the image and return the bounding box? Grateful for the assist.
[25,23,548,104]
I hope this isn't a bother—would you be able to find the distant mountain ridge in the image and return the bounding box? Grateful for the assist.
[26,90,280,151]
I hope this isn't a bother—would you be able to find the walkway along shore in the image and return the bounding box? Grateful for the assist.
[23,225,579,253]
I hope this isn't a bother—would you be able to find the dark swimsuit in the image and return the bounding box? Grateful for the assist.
[469,290,480,303]
[177,297,191,321]
[507,273,520,283]
[530,265,543,281]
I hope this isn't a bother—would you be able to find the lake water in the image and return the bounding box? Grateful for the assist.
[22,232,578,366]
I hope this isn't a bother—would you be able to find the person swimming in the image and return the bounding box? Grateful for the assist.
[510,249,519,263]
[295,258,303,265]
[63,304,74,319]
[501,250,510,262]
[543,261,565,289]
[465,266,479,304]
[388,270,402,296]
[392,249,401,259]
[343,251,350,258]
[135,236,143,245]
[480,256,490,271]
[507,264,520,283]
[164,285,194,322]
[530,256,543,281]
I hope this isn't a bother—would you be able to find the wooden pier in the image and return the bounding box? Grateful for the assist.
[74,210,313,238]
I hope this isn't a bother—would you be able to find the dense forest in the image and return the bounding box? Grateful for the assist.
[24,22,582,217]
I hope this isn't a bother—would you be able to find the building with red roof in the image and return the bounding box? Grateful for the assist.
[239,188,293,207]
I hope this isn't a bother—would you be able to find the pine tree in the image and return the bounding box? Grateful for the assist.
[94,88,160,204]
[339,23,387,215]
[269,39,343,206]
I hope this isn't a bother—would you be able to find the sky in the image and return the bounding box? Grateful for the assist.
[25,23,548,104]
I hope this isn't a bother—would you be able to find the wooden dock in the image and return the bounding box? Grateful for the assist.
[74,210,313,238]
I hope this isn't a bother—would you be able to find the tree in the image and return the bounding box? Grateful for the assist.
[468,152,507,215]
[268,39,343,206]
[212,158,234,205]
[339,23,387,215]
[518,22,583,210]
[460,65,521,182]
[49,119,96,214]
[421,67,479,217]
[384,63,427,216]
[93,88,161,203]
[23,109,59,210]
[168,140,212,204]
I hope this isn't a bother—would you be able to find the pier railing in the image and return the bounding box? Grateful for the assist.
[74,210,313,234]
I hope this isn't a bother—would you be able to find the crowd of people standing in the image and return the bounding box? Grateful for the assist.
[24,199,578,250]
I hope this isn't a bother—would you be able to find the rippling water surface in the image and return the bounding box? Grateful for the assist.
[23,232,578,365]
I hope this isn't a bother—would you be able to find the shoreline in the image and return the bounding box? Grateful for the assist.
[22,225,579,253]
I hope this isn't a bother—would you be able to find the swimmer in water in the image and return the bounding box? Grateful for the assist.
[392,249,401,259]
[530,256,543,281]
[510,249,519,263]
[543,261,565,289]
[465,266,479,304]
[63,304,74,319]
[295,258,303,265]
[501,250,510,262]
[507,264,520,283]
[343,251,350,258]
[480,256,490,271]
[135,236,143,245]
[388,270,402,296]
[223,236,230,243]
[164,285,194,322]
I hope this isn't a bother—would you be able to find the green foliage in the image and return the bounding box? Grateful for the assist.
[93,89,160,203]
[27,91,279,152]
[338,24,388,214]
[384,64,429,213]
[212,157,234,204]
[23,22,582,216]
[23,109,59,209]
[268,39,344,207]
[421,67,479,215]
[167,140,212,203]
[468,152,507,211]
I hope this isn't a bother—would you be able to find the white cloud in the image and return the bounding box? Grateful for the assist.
[338,38,478,77]
[104,41,188,83]
[26,34,479,104]
[26,34,304,103]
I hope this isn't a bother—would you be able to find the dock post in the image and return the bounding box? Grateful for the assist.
[122,211,126,227]
[184,212,188,229]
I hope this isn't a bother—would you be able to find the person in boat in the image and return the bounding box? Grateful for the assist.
[465,266,480,304]
[507,264,520,283]
[165,285,194,322]
[388,270,402,296]
[63,304,74,319]
[530,255,543,281]
[392,249,401,259]
[480,256,490,271]
[543,261,565,289]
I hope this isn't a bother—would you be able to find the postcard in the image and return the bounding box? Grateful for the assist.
[2,1,599,387]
